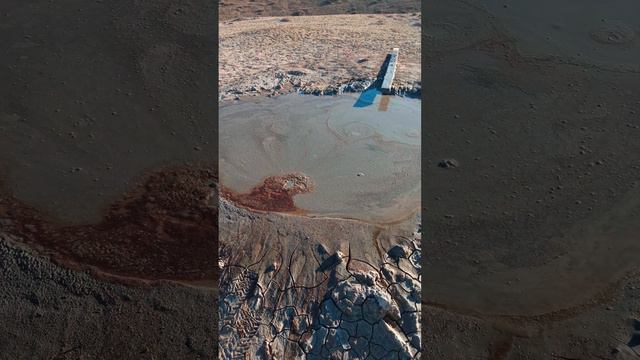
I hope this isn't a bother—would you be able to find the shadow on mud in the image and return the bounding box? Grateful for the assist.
[353,87,381,107]
[353,53,391,108]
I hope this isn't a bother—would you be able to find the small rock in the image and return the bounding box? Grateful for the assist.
[26,292,40,306]
[94,292,116,307]
[387,245,407,260]
[438,159,459,168]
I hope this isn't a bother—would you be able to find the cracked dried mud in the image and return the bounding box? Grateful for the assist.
[218,93,422,359]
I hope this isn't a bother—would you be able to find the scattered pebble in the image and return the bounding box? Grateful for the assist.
[438,159,459,169]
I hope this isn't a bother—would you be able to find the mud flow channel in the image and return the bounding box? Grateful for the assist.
[219,93,421,223]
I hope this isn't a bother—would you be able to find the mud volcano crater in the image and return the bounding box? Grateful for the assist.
[219,93,421,223]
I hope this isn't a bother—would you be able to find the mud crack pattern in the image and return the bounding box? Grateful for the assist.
[218,200,422,359]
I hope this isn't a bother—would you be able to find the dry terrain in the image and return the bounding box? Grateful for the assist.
[219,200,422,359]
[0,234,216,359]
[219,14,421,99]
[219,0,420,21]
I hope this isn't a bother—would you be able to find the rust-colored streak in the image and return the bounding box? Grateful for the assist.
[0,166,218,284]
[220,173,314,214]
[489,334,514,360]
[378,95,390,112]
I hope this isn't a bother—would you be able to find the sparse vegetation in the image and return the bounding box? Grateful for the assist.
[219,0,420,20]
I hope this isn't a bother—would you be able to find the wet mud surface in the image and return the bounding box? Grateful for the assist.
[424,0,640,358]
[0,0,218,283]
[0,0,217,224]
[218,69,422,358]
[1,0,218,357]
[220,93,421,224]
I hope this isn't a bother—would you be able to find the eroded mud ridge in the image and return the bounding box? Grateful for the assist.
[218,200,422,359]
[0,166,217,283]
[221,173,314,213]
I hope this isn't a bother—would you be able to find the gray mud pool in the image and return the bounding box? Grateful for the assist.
[219,92,421,223]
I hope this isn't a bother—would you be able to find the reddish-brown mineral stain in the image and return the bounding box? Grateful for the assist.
[0,166,218,284]
[220,172,314,214]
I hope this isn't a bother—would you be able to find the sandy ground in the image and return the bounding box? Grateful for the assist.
[424,0,640,358]
[219,13,421,99]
